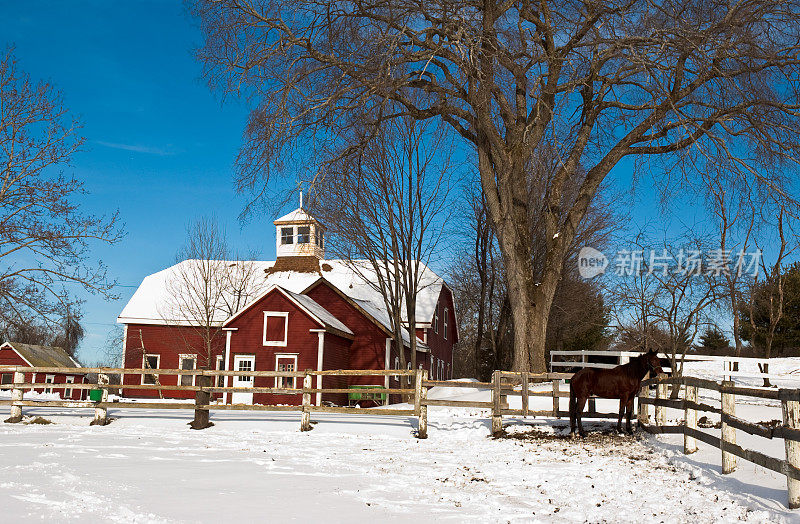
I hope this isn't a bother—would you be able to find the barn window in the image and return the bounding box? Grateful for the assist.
[263,311,289,346]
[315,230,324,247]
[275,354,297,390]
[433,305,439,334]
[280,227,294,245]
[64,376,75,399]
[179,355,196,386]
[215,355,225,387]
[443,308,449,340]
[297,226,311,244]
[0,373,11,389]
[44,374,55,394]
[142,354,160,385]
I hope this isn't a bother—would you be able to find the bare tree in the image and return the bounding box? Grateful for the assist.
[0,48,121,333]
[743,207,795,386]
[316,117,454,384]
[708,177,757,369]
[192,0,800,373]
[164,217,265,429]
[609,232,721,395]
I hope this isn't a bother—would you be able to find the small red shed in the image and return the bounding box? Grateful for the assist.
[0,342,88,400]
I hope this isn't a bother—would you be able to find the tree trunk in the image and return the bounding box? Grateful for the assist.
[190,374,213,430]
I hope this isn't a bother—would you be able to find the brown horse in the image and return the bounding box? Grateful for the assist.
[569,350,663,438]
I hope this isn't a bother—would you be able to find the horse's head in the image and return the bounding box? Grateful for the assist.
[644,349,663,375]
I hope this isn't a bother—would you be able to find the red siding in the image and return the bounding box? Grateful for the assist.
[0,346,86,400]
[305,282,388,389]
[423,286,456,380]
[122,324,225,399]
[226,289,323,406]
[320,332,351,405]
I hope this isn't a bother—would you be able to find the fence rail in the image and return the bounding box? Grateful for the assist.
[551,350,794,381]
[638,375,800,508]
[7,364,799,507]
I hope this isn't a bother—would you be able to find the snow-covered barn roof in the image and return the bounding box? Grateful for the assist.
[117,259,445,345]
[273,207,323,227]
[220,284,354,339]
[1,341,82,369]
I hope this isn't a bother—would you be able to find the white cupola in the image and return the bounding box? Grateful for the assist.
[273,193,325,260]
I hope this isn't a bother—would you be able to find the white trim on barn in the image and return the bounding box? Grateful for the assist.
[263,311,289,347]
[274,353,298,389]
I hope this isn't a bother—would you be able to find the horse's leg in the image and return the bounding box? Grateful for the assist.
[576,396,588,438]
[569,392,577,437]
[617,399,625,433]
[625,396,635,434]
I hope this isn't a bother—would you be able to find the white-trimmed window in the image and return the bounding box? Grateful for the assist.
[215,355,225,387]
[0,373,11,389]
[275,353,298,389]
[142,354,160,385]
[44,374,55,394]
[179,354,197,386]
[433,304,439,334]
[235,355,254,384]
[64,376,75,399]
[432,357,437,379]
[297,226,311,244]
[315,230,324,247]
[263,311,289,346]
[443,308,449,340]
[280,227,294,245]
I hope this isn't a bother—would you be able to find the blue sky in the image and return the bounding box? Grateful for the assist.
[1,2,787,362]
[0,1,285,363]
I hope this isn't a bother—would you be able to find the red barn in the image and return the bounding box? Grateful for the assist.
[117,207,457,406]
[0,342,87,400]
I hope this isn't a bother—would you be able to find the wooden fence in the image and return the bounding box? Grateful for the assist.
[638,375,800,509]
[0,366,418,431]
[1,366,600,436]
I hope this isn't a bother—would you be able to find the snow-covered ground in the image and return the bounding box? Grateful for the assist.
[2,378,799,523]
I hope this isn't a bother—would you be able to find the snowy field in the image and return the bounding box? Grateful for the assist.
[2,377,799,523]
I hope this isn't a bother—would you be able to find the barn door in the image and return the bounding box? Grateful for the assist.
[231,355,255,405]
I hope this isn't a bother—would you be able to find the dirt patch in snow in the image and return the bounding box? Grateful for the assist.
[24,416,53,425]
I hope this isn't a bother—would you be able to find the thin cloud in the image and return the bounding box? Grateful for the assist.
[95,141,179,156]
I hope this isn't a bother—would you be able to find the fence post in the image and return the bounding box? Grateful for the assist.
[721,380,737,474]
[655,380,666,427]
[417,369,428,439]
[552,378,560,418]
[781,389,800,509]
[492,370,503,435]
[521,372,529,418]
[300,372,312,432]
[91,373,109,426]
[637,382,649,427]
[684,383,698,454]
[4,371,24,423]
[414,369,423,417]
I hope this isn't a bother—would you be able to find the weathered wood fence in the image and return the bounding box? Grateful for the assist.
[638,375,800,509]
[0,366,418,431]
[5,365,800,506]
[1,366,600,438]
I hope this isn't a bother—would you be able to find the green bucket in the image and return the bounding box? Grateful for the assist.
[89,389,103,402]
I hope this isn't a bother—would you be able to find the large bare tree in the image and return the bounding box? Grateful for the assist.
[0,49,121,333]
[316,116,454,381]
[192,0,800,372]
[165,217,265,429]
